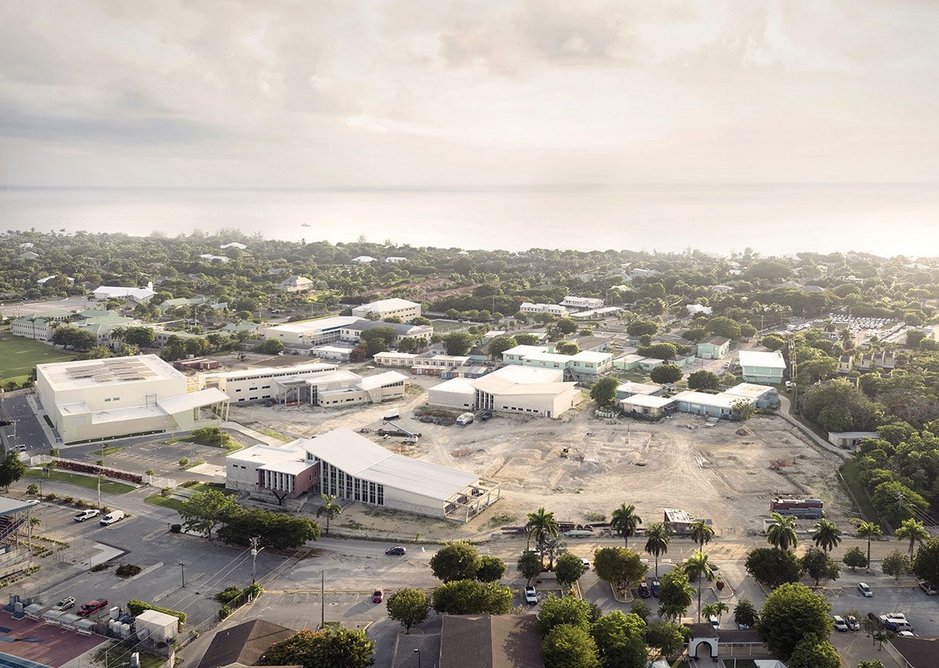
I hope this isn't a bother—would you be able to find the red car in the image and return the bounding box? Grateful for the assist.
[372,590,384,604]
[77,599,108,617]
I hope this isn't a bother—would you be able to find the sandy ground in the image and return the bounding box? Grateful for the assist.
[228,378,852,541]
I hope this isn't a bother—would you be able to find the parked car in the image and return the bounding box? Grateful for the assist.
[372,589,383,604]
[74,509,100,522]
[581,558,591,570]
[708,615,720,630]
[638,582,651,598]
[385,546,407,556]
[857,582,873,598]
[650,578,661,597]
[833,615,849,632]
[563,529,593,539]
[846,615,860,631]
[77,599,108,617]
[919,581,937,596]
[99,510,125,526]
[52,597,75,611]
[524,586,538,606]
[480,410,493,421]
[879,613,913,632]
[897,630,917,637]
[456,412,474,426]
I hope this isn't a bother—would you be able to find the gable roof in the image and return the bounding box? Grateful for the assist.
[890,636,939,668]
[196,619,294,668]
[439,615,544,668]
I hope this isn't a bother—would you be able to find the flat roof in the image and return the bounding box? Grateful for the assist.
[571,351,613,363]
[360,371,409,390]
[353,298,420,311]
[429,378,477,396]
[204,362,337,381]
[228,442,306,466]
[156,388,229,414]
[0,497,39,516]
[617,382,662,395]
[264,316,360,335]
[722,383,776,399]
[375,351,418,359]
[738,350,787,369]
[621,395,675,408]
[672,390,755,409]
[37,354,183,391]
[502,345,551,357]
[487,366,565,384]
[473,375,575,397]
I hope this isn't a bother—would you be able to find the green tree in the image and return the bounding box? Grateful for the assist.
[556,341,579,355]
[766,512,798,551]
[589,611,646,668]
[745,547,802,589]
[858,662,886,668]
[315,494,342,537]
[637,342,677,360]
[593,547,648,592]
[430,542,483,582]
[912,536,939,590]
[555,319,578,335]
[515,333,540,345]
[260,628,374,668]
[216,508,320,549]
[476,555,506,583]
[386,588,429,634]
[0,451,27,492]
[811,519,842,554]
[643,522,670,577]
[761,334,787,351]
[731,399,756,421]
[610,503,642,548]
[787,638,841,668]
[649,363,682,384]
[684,551,715,623]
[701,601,729,626]
[626,320,658,337]
[882,549,911,584]
[856,521,882,573]
[590,376,619,407]
[442,331,475,356]
[709,316,741,340]
[541,623,600,668]
[177,489,238,539]
[555,552,587,592]
[123,326,156,347]
[656,567,693,621]
[896,518,929,556]
[842,546,868,572]
[487,336,517,360]
[255,338,284,355]
[689,520,715,554]
[518,550,543,585]
[644,620,685,660]
[687,370,720,391]
[758,582,833,660]
[537,595,592,634]
[526,507,561,567]
[431,579,513,615]
[734,599,759,628]
[800,547,840,586]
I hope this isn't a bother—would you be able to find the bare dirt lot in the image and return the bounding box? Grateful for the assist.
[229,381,854,541]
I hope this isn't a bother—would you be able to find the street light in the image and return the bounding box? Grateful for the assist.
[179,562,186,588]
[413,648,421,668]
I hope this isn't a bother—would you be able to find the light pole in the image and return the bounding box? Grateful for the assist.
[179,562,186,588]
[413,648,421,668]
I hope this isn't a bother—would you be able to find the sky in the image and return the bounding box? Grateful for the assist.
[1,0,939,190]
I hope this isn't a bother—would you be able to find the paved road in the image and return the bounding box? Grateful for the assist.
[0,394,48,452]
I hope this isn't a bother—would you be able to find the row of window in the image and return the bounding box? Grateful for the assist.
[103,396,120,403]
[320,461,384,505]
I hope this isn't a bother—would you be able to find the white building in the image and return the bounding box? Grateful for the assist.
[722,383,779,408]
[92,282,156,303]
[262,316,361,347]
[339,320,433,345]
[671,390,755,420]
[277,276,314,293]
[373,352,419,367]
[620,394,675,419]
[199,362,338,403]
[615,382,663,399]
[135,610,179,643]
[37,355,229,444]
[310,345,354,362]
[739,350,787,385]
[351,255,378,264]
[276,370,409,407]
[226,429,501,521]
[501,345,613,384]
[220,242,247,250]
[428,365,581,418]
[828,431,879,449]
[351,298,421,321]
[560,296,604,310]
[518,302,567,317]
[198,254,230,263]
[686,304,713,316]
[385,256,407,263]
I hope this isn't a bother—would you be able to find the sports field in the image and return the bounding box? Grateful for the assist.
[0,332,74,386]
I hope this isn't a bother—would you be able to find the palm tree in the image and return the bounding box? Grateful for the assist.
[316,494,342,537]
[812,519,842,554]
[690,520,715,553]
[766,513,798,551]
[701,601,729,626]
[856,521,882,573]
[644,522,670,577]
[544,536,564,571]
[684,551,715,623]
[610,504,642,548]
[896,518,929,557]
[526,507,560,567]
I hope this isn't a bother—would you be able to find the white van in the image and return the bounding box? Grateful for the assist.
[99,510,125,526]
[383,411,400,421]
[456,412,474,426]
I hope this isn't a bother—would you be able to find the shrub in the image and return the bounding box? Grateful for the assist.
[170,524,182,533]
[160,487,172,497]
[116,564,142,578]
[44,493,57,501]
[26,484,39,496]
[90,563,111,572]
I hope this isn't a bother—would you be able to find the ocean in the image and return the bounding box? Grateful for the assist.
[1,184,937,256]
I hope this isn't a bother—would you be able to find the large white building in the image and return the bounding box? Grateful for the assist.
[501,345,613,384]
[351,298,421,321]
[92,282,156,303]
[275,370,409,407]
[199,363,338,403]
[739,350,787,385]
[262,316,432,349]
[428,365,581,418]
[37,355,228,444]
[560,296,604,310]
[518,302,567,317]
[226,429,501,521]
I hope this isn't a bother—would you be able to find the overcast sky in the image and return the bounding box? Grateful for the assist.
[2,0,938,189]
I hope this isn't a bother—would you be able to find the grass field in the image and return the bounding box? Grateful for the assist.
[0,332,75,385]
[144,495,185,512]
[24,468,135,495]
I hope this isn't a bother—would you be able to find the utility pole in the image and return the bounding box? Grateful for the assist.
[320,570,325,629]
[179,562,186,588]
[250,537,264,584]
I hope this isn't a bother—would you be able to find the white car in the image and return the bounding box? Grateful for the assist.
[74,509,100,522]
[846,615,860,631]
[833,615,849,632]
[99,510,125,526]
[524,586,538,606]
[857,582,873,597]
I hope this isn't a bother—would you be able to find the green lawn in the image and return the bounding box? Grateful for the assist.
[144,495,185,511]
[0,332,75,385]
[24,468,136,495]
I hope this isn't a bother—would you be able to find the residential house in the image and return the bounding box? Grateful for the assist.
[277,275,314,293]
[560,295,603,310]
[696,336,731,360]
[738,350,787,385]
[828,431,879,449]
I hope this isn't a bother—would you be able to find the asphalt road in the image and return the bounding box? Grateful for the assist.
[0,394,49,452]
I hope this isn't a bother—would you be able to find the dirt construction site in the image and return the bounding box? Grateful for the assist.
[227,377,855,541]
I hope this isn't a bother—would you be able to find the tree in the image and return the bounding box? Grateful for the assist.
[541,623,600,668]
[177,489,238,539]
[858,662,886,668]
[842,546,868,572]
[0,451,27,492]
[255,338,284,355]
[260,628,374,668]
[316,494,342,537]
[731,399,756,421]
[761,334,787,351]
[800,547,840,587]
[745,547,802,589]
[896,518,929,556]
[442,332,475,356]
[882,549,911,584]
[649,363,682,384]
[487,336,517,360]
[555,552,587,592]
[526,507,560,567]
[590,376,619,407]
[476,555,506,583]
[123,326,156,347]
[537,595,592,634]
[912,536,939,590]
[431,579,513,615]
[766,513,798,551]
[626,320,658,337]
[386,588,429,634]
[689,520,715,554]
[687,370,720,391]
[758,582,833,660]
[430,542,483,582]
[589,611,646,668]
[610,503,642,548]
[872,481,929,526]
[556,319,578,335]
[593,547,648,592]
[556,341,579,355]
[216,508,320,550]
[709,316,741,340]
[684,551,715,623]
[644,620,685,660]
[856,521,882,573]
[518,550,542,585]
[811,519,842,554]
[643,522,670,577]
[656,567,693,621]
[787,638,841,668]
[734,599,759,628]
[637,342,677,360]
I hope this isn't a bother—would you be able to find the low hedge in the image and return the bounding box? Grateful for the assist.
[127,600,186,626]
[52,459,143,484]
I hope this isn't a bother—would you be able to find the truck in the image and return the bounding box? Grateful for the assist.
[770,498,823,519]
[456,412,474,426]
